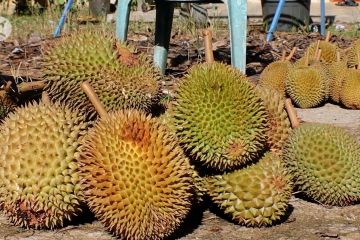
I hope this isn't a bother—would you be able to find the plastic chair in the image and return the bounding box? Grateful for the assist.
[116,0,247,74]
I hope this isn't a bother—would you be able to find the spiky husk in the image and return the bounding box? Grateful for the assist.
[171,62,268,171]
[80,110,194,240]
[346,39,360,68]
[256,87,291,153]
[283,123,360,206]
[42,30,160,119]
[340,69,360,109]
[285,64,329,108]
[205,152,292,227]
[306,41,337,63]
[0,101,87,229]
[328,61,348,103]
[259,61,292,96]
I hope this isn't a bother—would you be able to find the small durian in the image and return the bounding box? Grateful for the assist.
[283,123,360,206]
[205,152,292,227]
[259,48,296,96]
[286,51,330,108]
[346,39,360,68]
[0,101,88,229]
[80,110,194,240]
[306,40,337,63]
[256,87,292,152]
[171,62,268,171]
[43,30,160,119]
[340,68,360,109]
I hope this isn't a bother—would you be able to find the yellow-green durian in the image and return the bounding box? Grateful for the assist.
[346,39,360,68]
[0,101,88,229]
[328,61,348,103]
[205,152,292,227]
[80,110,194,240]
[340,68,360,109]
[171,62,268,171]
[42,30,160,119]
[256,87,292,152]
[283,123,360,206]
[259,60,292,96]
[306,41,337,63]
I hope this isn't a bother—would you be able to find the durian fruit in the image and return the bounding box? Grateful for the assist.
[306,41,337,63]
[256,87,292,153]
[205,152,292,227]
[259,61,292,96]
[285,59,330,108]
[283,123,360,206]
[171,62,268,171]
[328,59,348,103]
[340,68,360,109]
[0,101,88,229]
[42,30,160,119]
[346,39,360,68]
[80,110,194,240]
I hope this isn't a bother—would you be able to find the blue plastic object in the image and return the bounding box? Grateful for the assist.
[116,0,247,74]
[265,0,285,42]
[53,0,74,38]
[320,0,326,36]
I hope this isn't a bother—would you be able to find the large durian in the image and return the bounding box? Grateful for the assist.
[0,101,87,229]
[205,152,292,227]
[256,87,291,152]
[258,60,292,96]
[340,68,360,109]
[285,63,329,108]
[171,62,268,171]
[328,60,348,103]
[283,123,360,206]
[42,30,160,119]
[80,110,194,240]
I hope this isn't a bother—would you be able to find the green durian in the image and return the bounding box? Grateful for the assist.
[340,68,360,109]
[259,60,292,96]
[0,101,88,229]
[80,110,194,240]
[256,87,292,152]
[285,63,329,108]
[205,152,292,227]
[171,62,268,171]
[283,123,360,206]
[42,30,160,119]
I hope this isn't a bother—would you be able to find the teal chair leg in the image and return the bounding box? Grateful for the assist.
[227,0,247,73]
[154,2,175,74]
[116,0,132,41]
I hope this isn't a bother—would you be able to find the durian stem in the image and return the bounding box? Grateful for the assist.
[281,50,286,61]
[81,81,109,119]
[316,49,322,61]
[203,29,214,64]
[304,49,310,66]
[41,91,50,104]
[285,98,300,129]
[314,40,321,59]
[325,31,331,42]
[17,81,46,93]
[336,51,341,62]
[285,47,297,61]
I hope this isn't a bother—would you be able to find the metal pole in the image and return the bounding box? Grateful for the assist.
[53,0,74,38]
[320,0,326,36]
[266,0,286,42]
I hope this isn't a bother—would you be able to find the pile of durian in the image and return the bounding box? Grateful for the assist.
[0,30,359,240]
[259,32,360,109]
